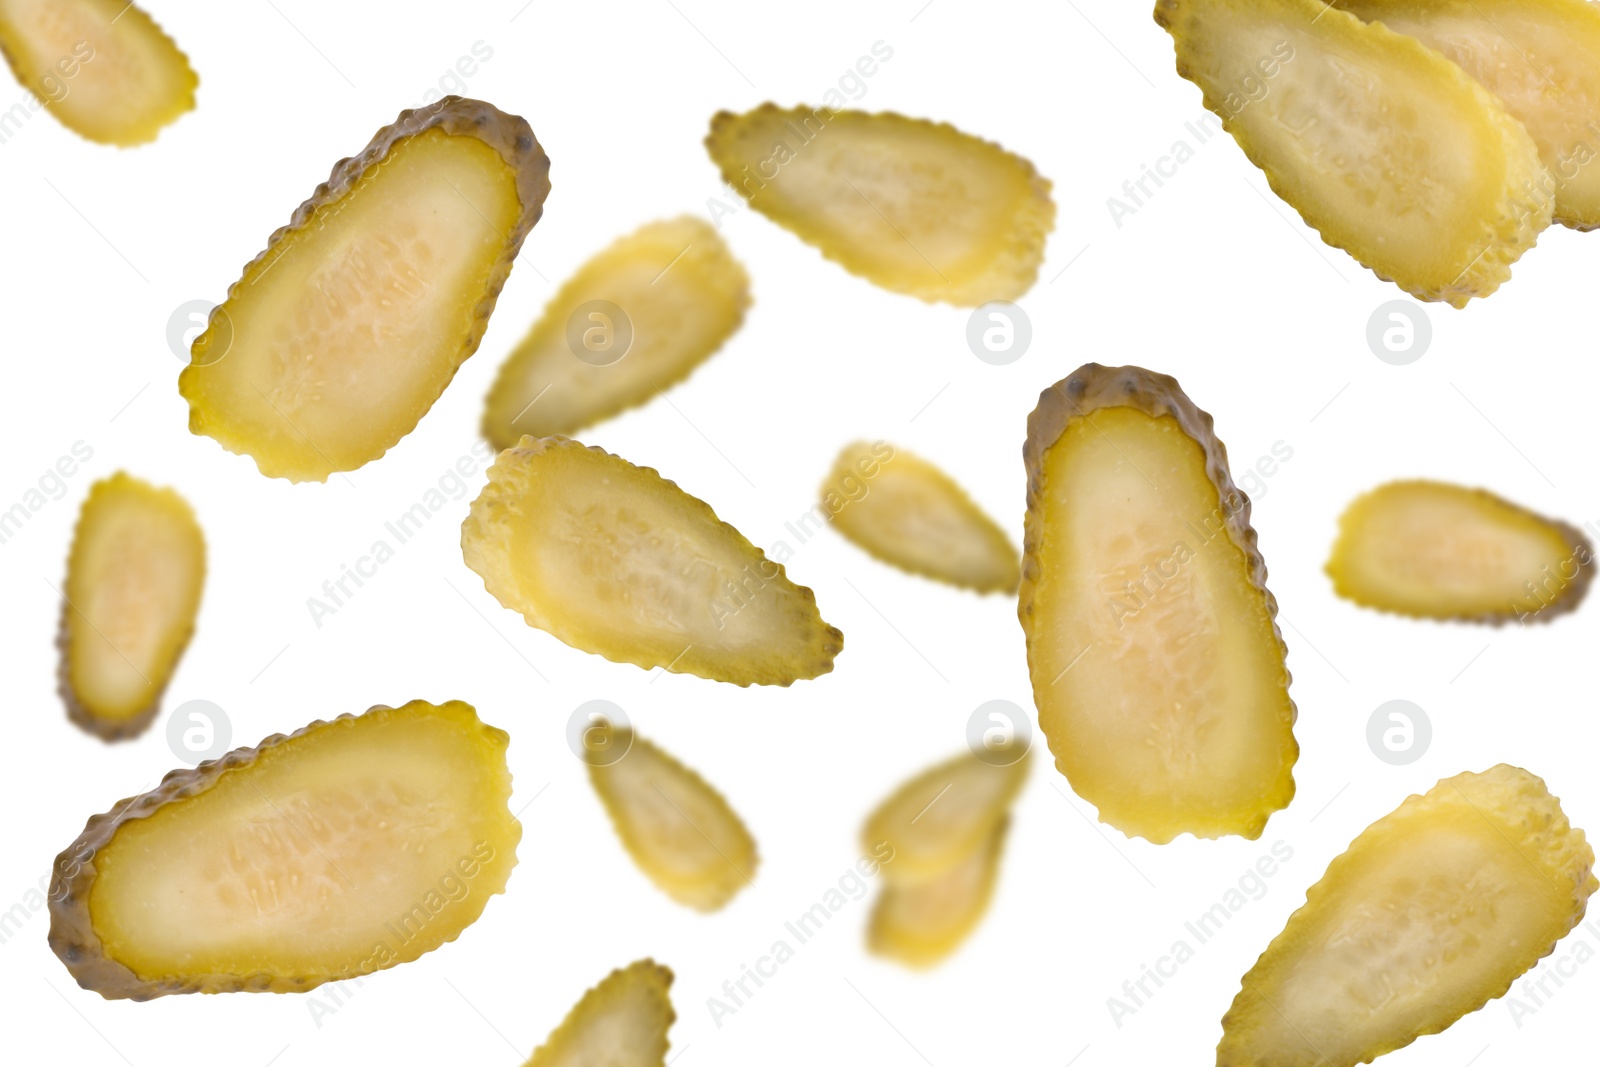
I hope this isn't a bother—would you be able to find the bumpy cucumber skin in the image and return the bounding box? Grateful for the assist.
[1155,0,1551,307]
[1326,479,1595,624]
[47,701,517,1000]
[179,96,551,481]
[1019,363,1298,841]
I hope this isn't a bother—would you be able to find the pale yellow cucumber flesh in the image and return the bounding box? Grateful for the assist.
[0,0,195,145]
[184,130,517,479]
[862,748,1028,881]
[868,816,1009,968]
[1157,0,1550,305]
[1338,0,1600,228]
[179,99,548,481]
[461,436,842,685]
[482,216,750,445]
[1219,765,1596,1066]
[1326,479,1590,620]
[525,960,675,1067]
[49,700,519,998]
[705,105,1055,304]
[60,472,204,738]
[588,730,757,911]
[1028,405,1293,842]
[825,440,1020,594]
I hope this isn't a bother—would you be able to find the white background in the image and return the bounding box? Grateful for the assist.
[1,1,1596,1064]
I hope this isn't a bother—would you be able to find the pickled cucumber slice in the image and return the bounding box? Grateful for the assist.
[482,216,750,447]
[525,960,674,1067]
[0,0,196,145]
[824,440,1019,594]
[1337,0,1600,229]
[588,726,757,911]
[1327,479,1592,622]
[868,816,1009,969]
[861,748,1029,882]
[461,436,842,685]
[705,105,1055,305]
[1156,0,1551,305]
[58,473,204,742]
[1218,765,1595,1066]
[48,699,519,999]
[1020,365,1297,843]
[179,96,550,481]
